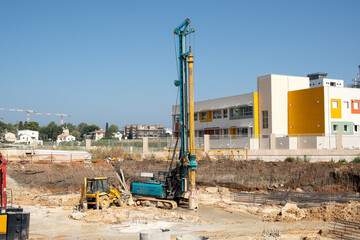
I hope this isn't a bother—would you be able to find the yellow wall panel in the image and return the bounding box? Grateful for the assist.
[330,99,341,118]
[253,92,259,138]
[288,87,325,135]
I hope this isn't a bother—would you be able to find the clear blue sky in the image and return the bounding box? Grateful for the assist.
[1,0,359,129]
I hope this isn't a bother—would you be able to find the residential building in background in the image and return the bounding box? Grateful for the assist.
[57,128,76,144]
[112,131,123,140]
[16,130,39,143]
[89,130,105,141]
[124,124,165,139]
[0,132,16,142]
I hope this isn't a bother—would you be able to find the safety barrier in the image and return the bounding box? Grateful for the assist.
[331,218,360,239]
[164,148,248,161]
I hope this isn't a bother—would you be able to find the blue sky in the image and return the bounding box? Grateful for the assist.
[1,0,359,129]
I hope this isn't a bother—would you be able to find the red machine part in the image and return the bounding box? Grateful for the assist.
[0,153,7,210]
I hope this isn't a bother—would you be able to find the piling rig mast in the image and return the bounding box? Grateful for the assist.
[131,19,198,210]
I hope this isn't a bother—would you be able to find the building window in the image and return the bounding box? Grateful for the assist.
[213,110,222,119]
[344,125,349,132]
[223,109,228,118]
[194,113,198,121]
[200,112,207,121]
[262,111,268,129]
[175,115,180,123]
[240,106,253,117]
[333,124,338,132]
[355,102,360,110]
[330,82,336,86]
[332,101,338,108]
[238,128,248,137]
[223,129,228,136]
[355,125,359,132]
[230,108,239,118]
[344,101,349,109]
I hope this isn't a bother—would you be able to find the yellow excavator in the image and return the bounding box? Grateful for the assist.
[79,177,127,210]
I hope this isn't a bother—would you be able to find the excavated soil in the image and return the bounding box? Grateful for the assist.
[113,159,360,193]
[6,159,360,194]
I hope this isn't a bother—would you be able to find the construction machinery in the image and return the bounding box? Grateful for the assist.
[79,177,127,210]
[0,153,30,240]
[131,18,198,210]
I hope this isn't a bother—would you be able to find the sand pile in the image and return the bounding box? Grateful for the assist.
[69,208,128,224]
[304,201,360,222]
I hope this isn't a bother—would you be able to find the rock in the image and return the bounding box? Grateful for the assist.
[296,188,304,192]
[280,203,305,221]
[177,235,208,240]
[205,187,218,194]
[318,229,329,236]
[69,211,86,220]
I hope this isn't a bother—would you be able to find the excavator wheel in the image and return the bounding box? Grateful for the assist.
[114,198,124,207]
[99,196,110,209]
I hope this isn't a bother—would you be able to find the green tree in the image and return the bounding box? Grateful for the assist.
[6,123,16,133]
[76,122,88,132]
[40,122,62,141]
[80,124,100,137]
[70,130,81,140]
[18,121,24,130]
[105,122,110,137]
[26,121,40,131]
[108,124,119,136]
[61,123,76,132]
[0,121,7,134]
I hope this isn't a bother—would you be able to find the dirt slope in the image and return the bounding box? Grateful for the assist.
[6,159,360,193]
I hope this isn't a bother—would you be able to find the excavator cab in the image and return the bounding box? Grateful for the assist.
[86,178,109,195]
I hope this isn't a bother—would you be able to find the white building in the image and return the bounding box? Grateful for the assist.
[89,130,105,141]
[57,128,76,144]
[308,73,344,88]
[16,130,39,143]
[112,131,123,140]
[172,72,360,150]
[173,92,259,139]
[0,132,16,142]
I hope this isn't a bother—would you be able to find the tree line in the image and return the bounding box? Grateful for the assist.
[0,121,120,141]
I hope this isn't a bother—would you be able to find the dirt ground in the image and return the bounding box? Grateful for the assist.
[6,160,360,239]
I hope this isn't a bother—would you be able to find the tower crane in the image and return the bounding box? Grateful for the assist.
[33,112,71,125]
[0,108,71,125]
[0,108,36,122]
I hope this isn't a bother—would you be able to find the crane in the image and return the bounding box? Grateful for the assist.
[33,112,71,125]
[0,108,71,125]
[131,19,198,210]
[0,108,36,122]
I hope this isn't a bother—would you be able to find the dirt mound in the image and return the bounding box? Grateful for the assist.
[69,208,128,224]
[7,162,119,193]
[305,201,360,222]
[114,159,360,193]
[7,160,360,197]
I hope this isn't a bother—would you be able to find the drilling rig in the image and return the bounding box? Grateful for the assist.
[131,18,198,210]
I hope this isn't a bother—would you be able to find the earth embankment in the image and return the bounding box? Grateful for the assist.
[6,160,360,193]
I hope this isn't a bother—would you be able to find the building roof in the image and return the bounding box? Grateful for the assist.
[90,130,105,134]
